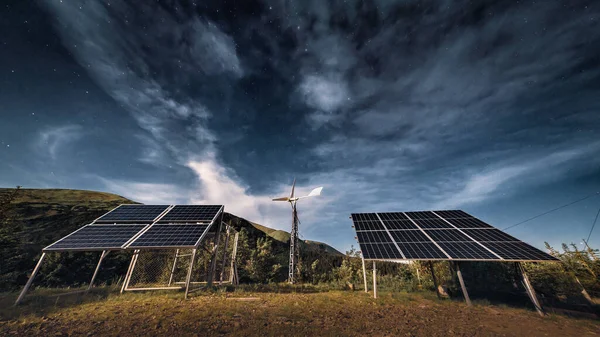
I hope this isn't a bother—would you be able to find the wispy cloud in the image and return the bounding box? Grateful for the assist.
[36,125,83,160]
[97,176,190,205]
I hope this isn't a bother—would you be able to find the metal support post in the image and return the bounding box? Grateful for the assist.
[207,212,224,286]
[372,261,377,299]
[229,232,239,284]
[121,250,140,293]
[185,249,198,299]
[168,249,180,286]
[429,261,441,300]
[454,262,471,306]
[219,225,231,284]
[362,257,368,292]
[15,253,46,306]
[87,250,109,291]
[517,262,544,316]
[288,201,299,284]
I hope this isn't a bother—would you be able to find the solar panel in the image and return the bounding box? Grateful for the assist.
[127,224,210,248]
[444,217,493,229]
[482,242,557,261]
[353,220,386,231]
[157,205,222,223]
[437,242,499,260]
[397,242,446,259]
[351,209,559,262]
[95,205,169,223]
[411,218,454,229]
[359,243,404,259]
[43,224,147,251]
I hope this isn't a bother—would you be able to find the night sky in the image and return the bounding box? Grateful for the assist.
[2,0,600,252]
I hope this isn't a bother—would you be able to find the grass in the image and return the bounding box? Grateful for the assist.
[1,286,599,336]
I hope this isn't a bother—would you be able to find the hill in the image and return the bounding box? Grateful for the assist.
[0,187,342,291]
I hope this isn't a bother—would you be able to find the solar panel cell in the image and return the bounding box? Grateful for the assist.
[354,220,386,231]
[378,212,409,221]
[410,218,454,229]
[434,210,472,218]
[158,205,222,223]
[482,242,557,261]
[351,213,380,222]
[444,217,493,229]
[383,220,419,230]
[424,229,471,242]
[357,231,392,243]
[396,242,446,259]
[462,229,520,242]
[404,211,438,220]
[388,230,430,243]
[437,242,499,260]
[359,243,403,259]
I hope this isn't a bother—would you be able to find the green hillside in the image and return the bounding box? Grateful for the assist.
[249,221,342,256]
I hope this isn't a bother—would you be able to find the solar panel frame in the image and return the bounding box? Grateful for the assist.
[43,224,149,252]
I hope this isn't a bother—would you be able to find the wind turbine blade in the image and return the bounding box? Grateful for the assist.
[290,178,296,199]
[272,197,289,201]
[298,186,323,199]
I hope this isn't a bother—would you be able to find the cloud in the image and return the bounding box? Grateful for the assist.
[435,143,600,209]
[300,74,349,116]
[187,156,329,231]
[97,176,190,205]
[36,125,83,160]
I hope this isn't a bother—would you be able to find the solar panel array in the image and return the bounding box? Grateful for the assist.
[43,204,223,252]
[351,210,558,262]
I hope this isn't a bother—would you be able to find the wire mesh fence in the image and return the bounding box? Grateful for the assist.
[125,228,239,291]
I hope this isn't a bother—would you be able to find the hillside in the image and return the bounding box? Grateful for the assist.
[0,187,342,290]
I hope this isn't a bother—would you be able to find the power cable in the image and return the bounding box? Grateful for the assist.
[502,191,600,231]
[586,205,600,244]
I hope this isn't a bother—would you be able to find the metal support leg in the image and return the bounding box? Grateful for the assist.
[429,261,441,300]
[362,257,368,292]
[121,250,139,293]
[372,261,377,299]
[168,249,180,286]
[517,263,544,316]
[454,262,471,306]
[185,249,198,299]
[15,253,46,306]
[87,251,109,292]
[219,225,231,284]
[208,212,224,286]
[229,232,239,284]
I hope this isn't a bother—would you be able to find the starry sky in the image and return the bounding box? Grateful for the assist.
[2,0,600,253]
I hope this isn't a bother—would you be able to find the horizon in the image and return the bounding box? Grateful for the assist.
[2,1,600,254]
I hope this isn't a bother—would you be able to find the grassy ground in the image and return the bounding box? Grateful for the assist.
[1,287,598,336]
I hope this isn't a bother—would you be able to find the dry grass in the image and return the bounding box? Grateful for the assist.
[1,287,598,336]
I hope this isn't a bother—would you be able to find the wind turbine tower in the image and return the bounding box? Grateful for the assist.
[272,179,323,284]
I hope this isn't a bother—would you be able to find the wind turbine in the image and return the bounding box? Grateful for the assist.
[272,179,323,284]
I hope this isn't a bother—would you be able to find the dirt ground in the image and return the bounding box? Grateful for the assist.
[1,290,598,336]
